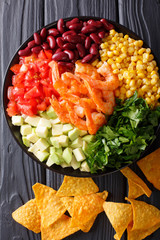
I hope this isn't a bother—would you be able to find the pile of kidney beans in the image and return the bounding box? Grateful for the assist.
[18,18,114,67]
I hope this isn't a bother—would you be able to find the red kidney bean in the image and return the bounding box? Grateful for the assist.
[63,42,76,50]
[81,53,94,63]
[31,46,42,54]
[40,28,47,40]
[83,21,87,27]
[57,18,65,34]
[81,25,97,34]
[65,34,82,43]
[55,48,62,54]
[64,50,75,60]
[52,52,69,61]
[33,32,41,45]
[87,20,103,28]
[28,40,36,49]
[78,33,86,43]
[90,33,101,44]
[85,36,92,49]
[47,36,56,49]
[90,54,99,63]
[100,19,114,30]
[58,61,74,69]
[73,49,79,61]
[69,22,83,31]
[90,43,98,55]
[66,18,79,28]
[56,37,64,49]
[62,30,76,38]
[18,47,31,56]
[42,42,50,50]
[98,31,106,38]
[48,28,60,36]
[76,43,86,58]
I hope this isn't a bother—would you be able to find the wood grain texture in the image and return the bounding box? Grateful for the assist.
[0,0,160,240]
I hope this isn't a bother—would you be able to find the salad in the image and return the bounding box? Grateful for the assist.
[6,17,160,173]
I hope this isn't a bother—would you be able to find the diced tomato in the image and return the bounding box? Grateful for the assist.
[12,87,25,100]
[37,101,47,111]
[7,86,14,100]
[10,64,21,74]
[7,101,19,116]
[12,72,25,85]
[24,86,43,99]
[44,50,53,60]
[38,50,47,60]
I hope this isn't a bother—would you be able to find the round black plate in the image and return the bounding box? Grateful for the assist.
[3,16,160,177]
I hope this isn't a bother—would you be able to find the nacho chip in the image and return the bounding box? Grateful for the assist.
[56,176,99,197]
[103,202,133,240]
[60,196,74,217]
[127,222,160,240]
[12,199,41,233]
[121,167,151,199]
[32,183,66,228]
[71,193,104,228]
[137,147,160,190]
[126,198,160,230]
[41,214,80,240]
[97,190,109,200]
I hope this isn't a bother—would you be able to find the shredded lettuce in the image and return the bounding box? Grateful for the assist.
[85,92,160,173]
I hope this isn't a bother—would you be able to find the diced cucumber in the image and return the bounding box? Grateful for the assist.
[58,135,69,147]
[82,135,95,143]
[46,153,63,167]
[62,147,72,164]
[12,116,24,126]
[25,116,41,126]
[50,137,60,148]
[61,162,71,168]
[38,111,49,119]
[46,106,57,119]
[73,148,86,162]
[50,118,61,125]
[68,128,80,141]
[70,155,81,170]
[79,130,88,137]
[62,124,73,134]
[52,124,63,136]
[36,126,48,138]
[22,136,31,147]
[37,118,51,128]
[70,137,83,148]
[28,144,39,154]
[34,138,49,151]
[80,161,90,172]
[34,150,49,162]
[50,146,56,154]
[20,125,32,135]
[26,133,39,143]
[56,147,63,155]
[82,141,88,153]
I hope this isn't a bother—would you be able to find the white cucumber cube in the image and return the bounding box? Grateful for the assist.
[26,133,39,143]
[36,126,48,138]
[25,116,41,126]
[79,130,88,137]
[80,161,90,172]
[58,135,69,147]
[70,137,83,148]
[28,144,39,154]
[73,148,86,162]
[34,138,49,151]
[61,162,71,168]
[46,153,62,167]
[50,118,61,125]
[62,124,73,134]
[22,136,31,147]
[62,147,72,164]
[68,128,80,141]
[37,118,51,128]
[34,150,49,162]
[52,124,63,136]
[46,105,57,119]
[12,116,24,126]
[20,125,32,135]
[70,155,81,170]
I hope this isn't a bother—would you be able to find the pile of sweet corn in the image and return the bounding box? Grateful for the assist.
[93,29,160,107]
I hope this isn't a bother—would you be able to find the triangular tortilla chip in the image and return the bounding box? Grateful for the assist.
[41,215,80,240]
[32,183,66,228]
[121,167,151,199]
[56,176,99,196]
[60,196,74,217]
[127,221,160,240]
[12,199,41,233]
[97,190,109,200]
[137,148,160,190]
[103,202,133,240]
[126,198,160,231]
[71,193,104,227]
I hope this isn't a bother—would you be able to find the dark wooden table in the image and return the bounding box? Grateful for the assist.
[1,0,160,239]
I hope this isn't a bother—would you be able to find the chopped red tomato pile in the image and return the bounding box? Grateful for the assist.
[7,50,59,116]
[49,60,119,134]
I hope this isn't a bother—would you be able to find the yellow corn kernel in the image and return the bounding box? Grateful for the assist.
[128,47,134,55]
[110,44,116,51]
[151,95,155,101]
[116,63,121,69]
[129,80,136,87]
[124,34,129,40]
[96,61,103,68]
[120,87,126,94]
[92,59,99,67]
[151,70,157,76]
[137,79,142,87]
[134,40,143,47]
[107,51,114,58]
[107,59,114,65]
[138,48,145,55]
[112,36,117,42]
[110,29,116,35]
[151,78,158,85]
[148,54,154,61]
[113,69,119,74]
[131,56,138,62]
[115,57,122,63]
[101,43,107,49]
[142,78,150,86]
[141,85,148,92]
[118,43,123,48]
[130,86,137,92]
[155,67,159,71]
[121,46,127,53]
[111,63,117,70]
[119,33,123,37]
[115,89,120,97]
[118,74,123,81]
[126,90,133,98]
[147,66,154,72]
[113,50,119,56]
[143,53,149,63]
[152,86,158,92]
[145,97,151,104]
[137,73,146,79]
[146,48,151,54]
[152,60,157,67]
